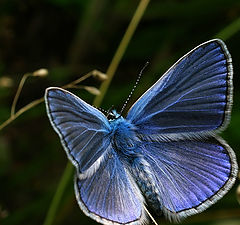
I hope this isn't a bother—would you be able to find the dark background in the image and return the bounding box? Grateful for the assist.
[0,0,239,225]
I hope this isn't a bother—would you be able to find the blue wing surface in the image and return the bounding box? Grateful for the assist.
[75,149,147,225]
[127,39,233,140]
[136,137,237,220]
[45,87,111,178]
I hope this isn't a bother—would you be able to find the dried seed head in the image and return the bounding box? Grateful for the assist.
[0,76,13,88]
[92,70,107,81]
[33,68,48,77]
[84,86,100,95]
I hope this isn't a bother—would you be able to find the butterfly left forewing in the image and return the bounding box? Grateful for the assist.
[45,87,111,178]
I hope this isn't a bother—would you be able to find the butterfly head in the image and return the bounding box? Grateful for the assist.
[107,109,121,121]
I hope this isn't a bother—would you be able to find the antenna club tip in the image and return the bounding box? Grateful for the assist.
[144,61,150,67]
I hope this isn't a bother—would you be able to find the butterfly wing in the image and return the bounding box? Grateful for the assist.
[45,87,111,178]
[75,148,147,225]
[127,39,233,140]
[136,137,237,220]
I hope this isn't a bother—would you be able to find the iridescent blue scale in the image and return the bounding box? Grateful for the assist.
[45,39,238,225]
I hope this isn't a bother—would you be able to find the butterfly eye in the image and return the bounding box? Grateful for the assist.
[107,112,117,121]
[107,109,121,121]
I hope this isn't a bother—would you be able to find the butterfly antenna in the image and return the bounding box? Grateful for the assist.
[143,205,159,225]
[120,61,149,115]
[97,107,108,115]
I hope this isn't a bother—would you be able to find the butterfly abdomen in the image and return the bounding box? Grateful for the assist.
[131,157,163,215]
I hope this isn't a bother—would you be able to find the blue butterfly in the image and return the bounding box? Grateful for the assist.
[45,39,238,225]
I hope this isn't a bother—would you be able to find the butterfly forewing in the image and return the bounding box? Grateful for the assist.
[127,39,233,141]
[45,87,111,178]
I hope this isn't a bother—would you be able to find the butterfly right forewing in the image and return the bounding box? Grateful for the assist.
[127,39,233,141]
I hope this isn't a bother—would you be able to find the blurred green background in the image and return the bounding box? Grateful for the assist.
[0,0,239,225]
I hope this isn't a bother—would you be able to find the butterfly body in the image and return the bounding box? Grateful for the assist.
[45,39,238,225]
[131,155,163,216]
[109,112,139,159]
[107,111,163,216]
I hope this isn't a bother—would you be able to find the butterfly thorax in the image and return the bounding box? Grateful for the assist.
[109,111,139,159]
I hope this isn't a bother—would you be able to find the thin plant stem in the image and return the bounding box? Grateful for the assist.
[43,162,74,225]
[62,69,99,88]
[214,16,240,41]
[11,73,31,116]
[93,0,150,107]
[143,205,158,225]
[0,70,102,132]
[0,97,44,131]
[42,1,150,225]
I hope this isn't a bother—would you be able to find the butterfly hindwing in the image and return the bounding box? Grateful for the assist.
[45,87,111,178]
[135,137,237,220]
[127,39,233,140]
[75,148,147,225]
